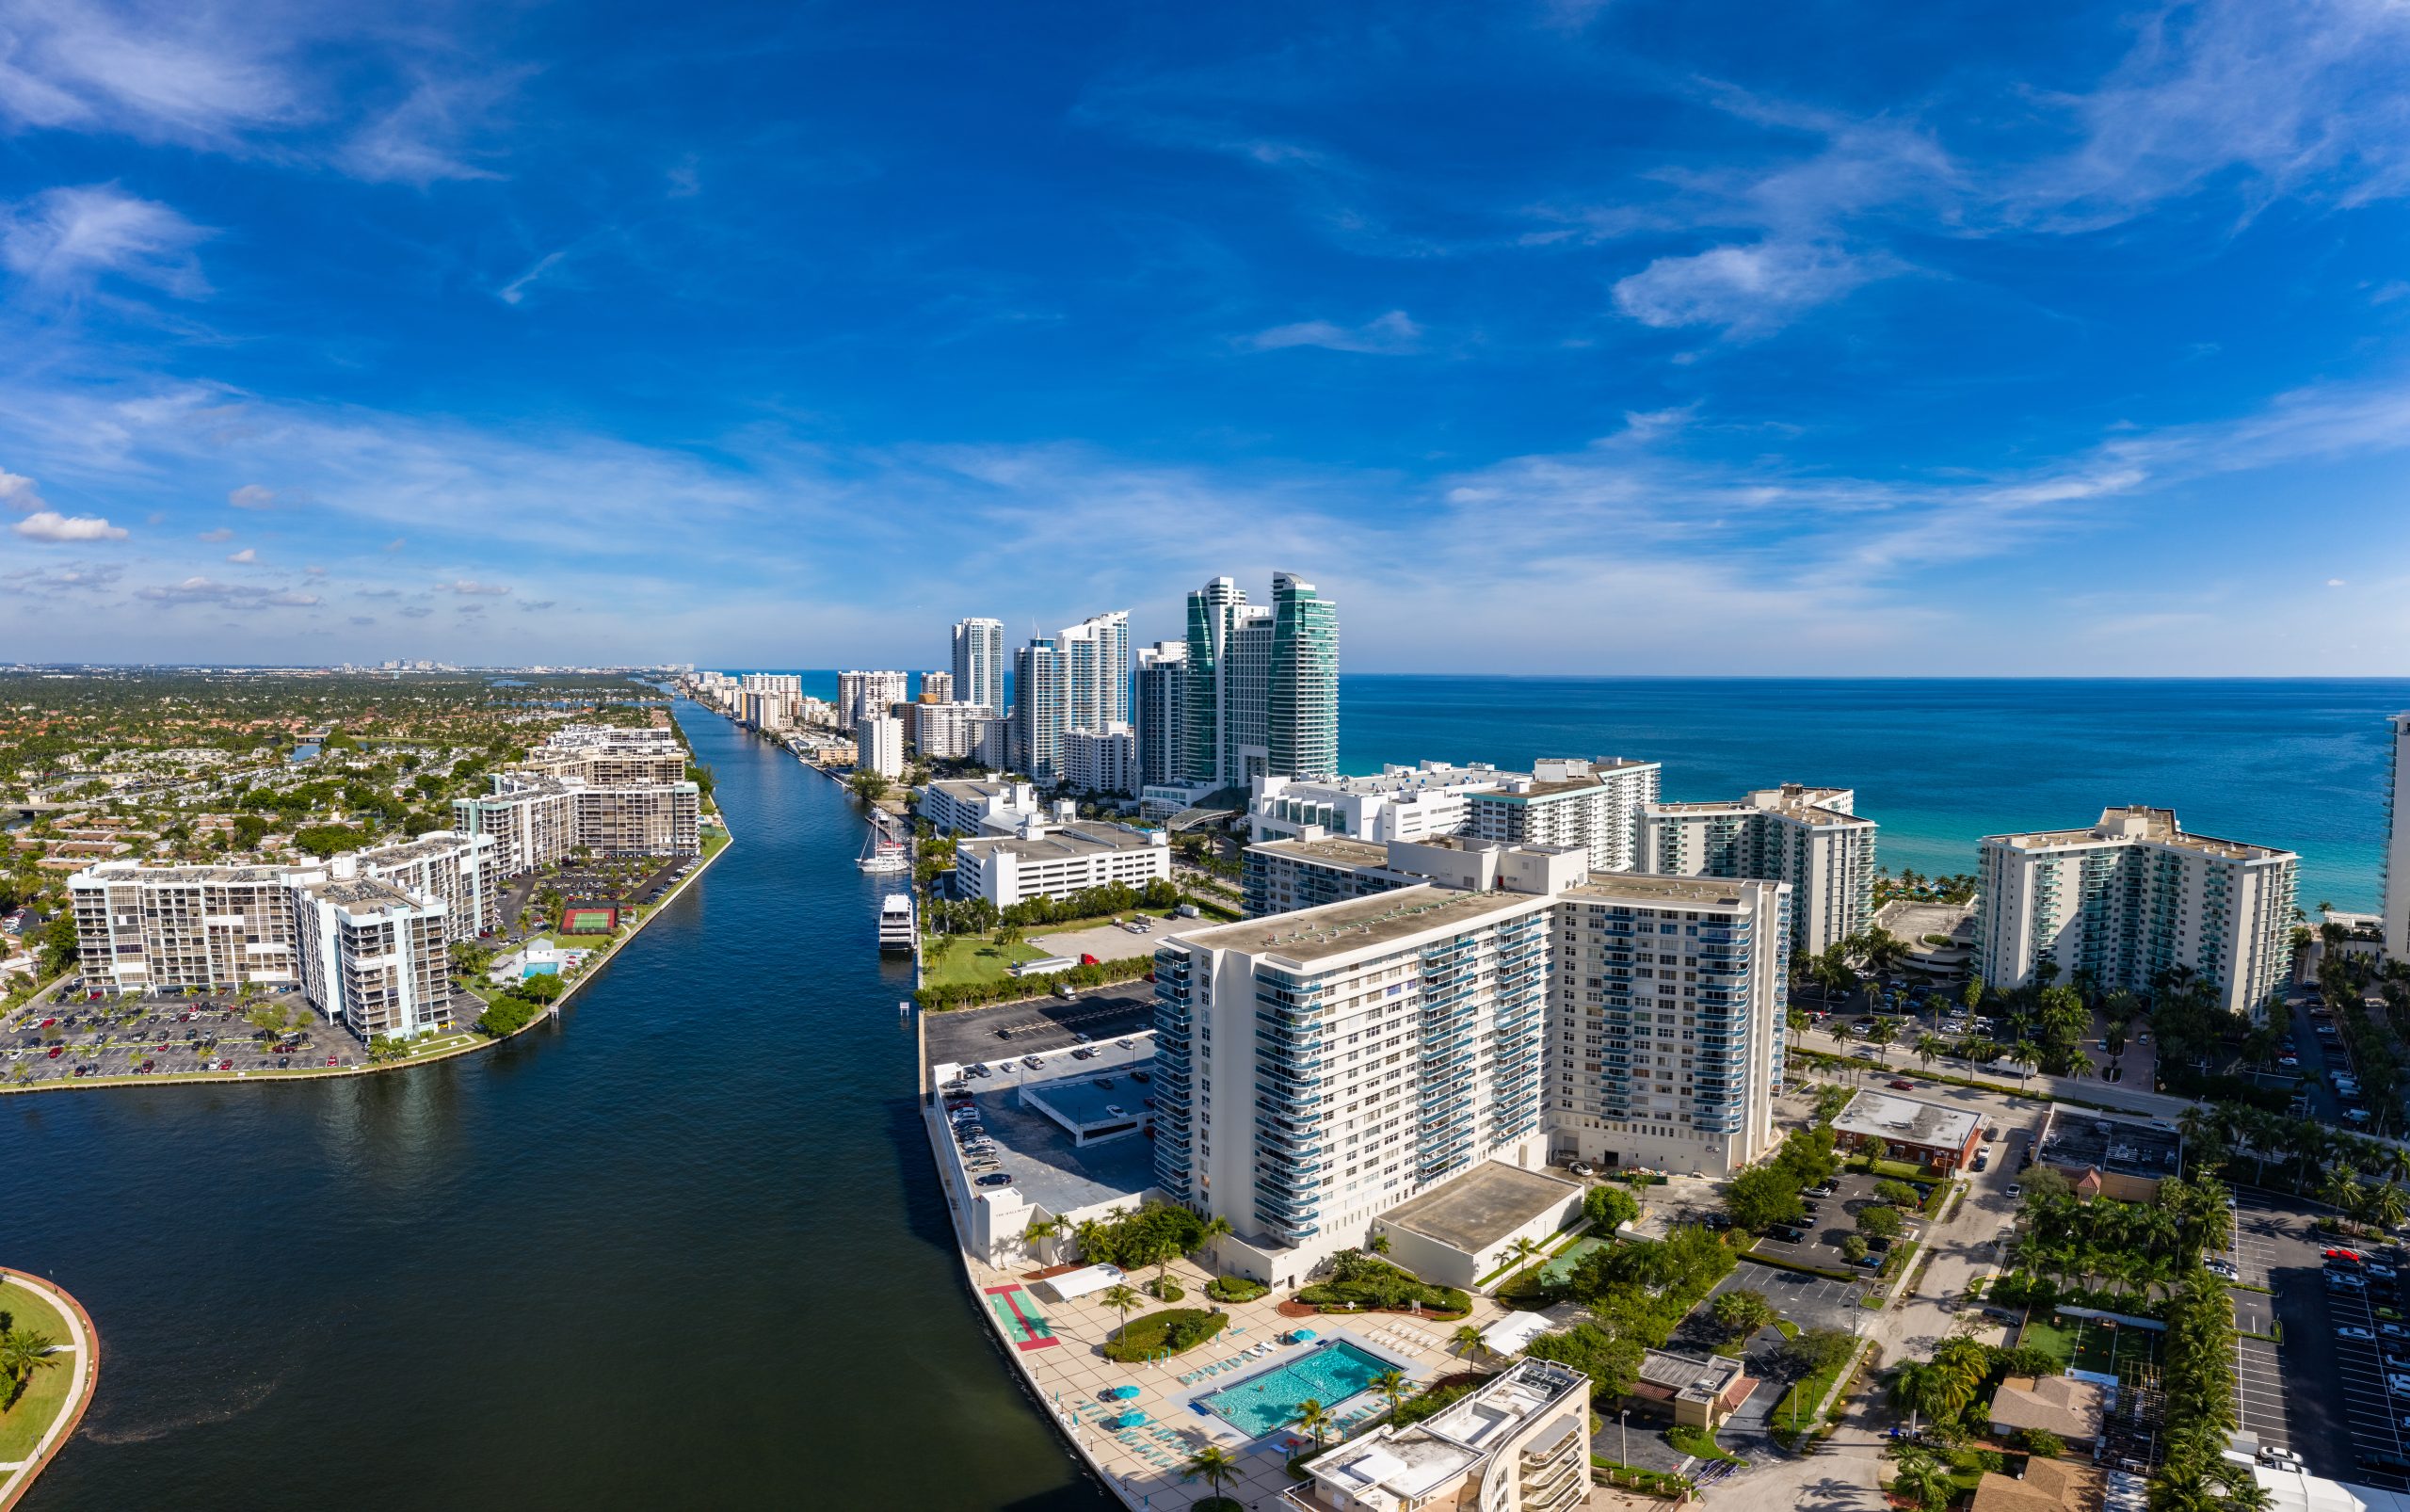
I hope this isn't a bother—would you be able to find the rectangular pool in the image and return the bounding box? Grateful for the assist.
[1197,1340,1393,1440]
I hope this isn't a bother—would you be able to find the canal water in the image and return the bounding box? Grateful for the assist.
[1,700,1115,1511]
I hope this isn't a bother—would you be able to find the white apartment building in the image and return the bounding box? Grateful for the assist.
[1297,1359,1591,1512]
[71,861,305,995]
[1243,833,1586,920]
[1149,883,1559,1284]
[1247,763,1513,846]
[1060,610,1131,733]
[291,865,455,1039]
[916,778,1041,838]
[1133,640,1186,791]
[1642,784,1875,957]
[517,725,688,786]
[950,618,1005,716]
[1977,805,2299,1019]
[354,830,496,941]
[453,772,700,875]
[918,670,953,704]
[953,818,1171,908]
[836,669,908,726]
[1464,758,1662,875]
[453,779,574,875]
[1547,873,1791,1177]
[1061,724,1138,796]
[857,714,906,780]
[910,700,1000,763]
[2386,713,2410,962]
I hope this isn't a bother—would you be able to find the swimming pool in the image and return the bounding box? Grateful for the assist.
[522,962,559,979]
[1197,1340,1393,1439]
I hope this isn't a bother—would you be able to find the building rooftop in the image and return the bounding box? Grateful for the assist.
[355,831,480,863]
[1649,783,1869,828]
[961,1082,1157,1217]
[1969,1456,2104,1512]
[1375,1160,1583,1255]
[2037,1109,2183,1181]
[72,860,291,885]
[1559,875,1761,908]
[1834,1089,1983,1152]
[300,876,425,915]
[1171,884,1541,964]
[1985,806,2293,864]
[1632,1348,1753,1409]
[1306,1360,1586,1512]
[960,821,1162,862]
[1988,1375,2107,1440]
[1247,835,1393,868]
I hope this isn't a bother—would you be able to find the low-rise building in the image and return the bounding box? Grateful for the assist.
[1290,1359,1591,1512]
[1625,1348,1759,1429]
[953,819,1172,908]
[1986,1374,2107,1449]
[1247,762,1516,846]
[2032,1107,2183,1201]
[1831,1088,1984,1171]
[917,777,1041,838]
[1968,1456,2103,1512]
[1370,1161,1587,1293]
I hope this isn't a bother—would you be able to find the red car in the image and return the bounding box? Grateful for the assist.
[326,1056,338,1068]
[1888,1079,1916,1090]
[2328,1247,2365,1264]
[46,1046,62,1058]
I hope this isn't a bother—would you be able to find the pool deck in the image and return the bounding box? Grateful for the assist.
[935,1107,1523,1509]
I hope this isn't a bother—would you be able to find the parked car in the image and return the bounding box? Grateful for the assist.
[1022,1055,1045,1070]
[1567,1161,1599,1177]
[975,1172,1014,1188]
[2004,1183,2023,1198]
[2338,1325,2377,1342]
[1888,1079,1915,1091]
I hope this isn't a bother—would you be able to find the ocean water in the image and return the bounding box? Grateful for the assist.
[750,671,2409,911]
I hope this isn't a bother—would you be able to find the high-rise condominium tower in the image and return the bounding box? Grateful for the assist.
[1133,641,1187,790]
[2386,714,2410,962]
[1181,573,1340,789]
[1011,638,1064,784]
[1642,785,1876,957]
[950,618,1005,716]
[1061,610,1131,732]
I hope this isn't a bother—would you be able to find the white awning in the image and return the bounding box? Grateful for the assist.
[1480,1311,1553,1357]
[1038,1263,1129,1301]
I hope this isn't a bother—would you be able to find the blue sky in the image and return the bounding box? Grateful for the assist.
[4,0,2409,673]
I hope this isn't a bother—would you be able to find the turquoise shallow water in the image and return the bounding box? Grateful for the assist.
[1198,1339,1394,1439]
[752,670,2410,911]
[1338,676,2410,913]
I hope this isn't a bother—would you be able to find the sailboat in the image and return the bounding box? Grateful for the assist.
[857,813,911,874]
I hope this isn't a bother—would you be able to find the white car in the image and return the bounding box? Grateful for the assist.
[2391,1374,2410,1398]
[2339,1326,2377,1341]
[2260,1448,2306,1468]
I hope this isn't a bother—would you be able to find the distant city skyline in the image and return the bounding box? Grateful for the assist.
[4,2,2409,673]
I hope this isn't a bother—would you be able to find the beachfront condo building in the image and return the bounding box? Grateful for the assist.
[1976,805,2299,1019]
[2387,714,2410,963]
[909,700,1000,763]
[1133,641,1187,791]
[950,618,1005,717]
[1641,785,1875,957]
[952,818,1171,908]
[1149,859,1785,1282]
[918,670,953,704]
[1011,637,1065,784]
[1246,763,1513,849]
[1060,609,1131,733]
[1464,758,1663,875]
[836,669,908,727]
[1178,572,1341,793]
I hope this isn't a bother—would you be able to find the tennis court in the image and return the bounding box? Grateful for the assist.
[560,906,619,934]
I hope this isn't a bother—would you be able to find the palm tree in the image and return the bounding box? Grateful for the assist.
[2010,1038,2040,1086]
[1506,1236,1543,1278]
[1295,1396,1334,1448]
[1451,1323,1488,1361]
[0,1328,56,1392]
[1022,1214,1063,1262]
[1181,1443,1243,1504]
[1885,1442,1954,1512]
[1868,1017,1898,1063]
[1888,1360,1952,1435]
[1372,1369,1408,1422]
[2371,1182,2410,1233]
[1101,1283,1142,1340]
[1913,1033,1943,1072]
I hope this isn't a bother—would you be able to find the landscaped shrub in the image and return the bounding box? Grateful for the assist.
[1149,1277,1186,1303]
[1205,1275,1268,1304]
[474,997,538,1037]
[1295,1252,1469,1315]
[1104,1307,1228,1362]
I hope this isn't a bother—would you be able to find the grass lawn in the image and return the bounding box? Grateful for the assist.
[398,1032,481,1059]
[2019,1315,2076,1369]
[1665,1424,1743,1464]
[919,937,1047,989]
[0,1282,76,1463]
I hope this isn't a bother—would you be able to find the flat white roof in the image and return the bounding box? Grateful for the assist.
[1834,1088,1981,1150]
[1037,1263,1130,1301]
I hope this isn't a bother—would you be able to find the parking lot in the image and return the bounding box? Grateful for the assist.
[3,989,358,1084]
[1710,1257,1872,1338]
[1743,1169,1921,1281]
[923,983,1157,1069]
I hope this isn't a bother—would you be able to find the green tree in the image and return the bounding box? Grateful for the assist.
[1724,1165,1808,1233]
[2023,1427,2067,1459]
[1181,1443,1243,1504]
[1373,1369,1407,1421]
[1888,1360,1952,1435]
[1885,1442,1954,1512]
[1711,1289,1776,1340]
[1295,1396,1333,1448]
[1101,1283,1143,1339]
[1583,1183,1640,1231]
[1856,1204,1904,1239]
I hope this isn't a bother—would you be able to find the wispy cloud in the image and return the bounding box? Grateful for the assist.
[1244,310,1422,354]
[497,249,567,306]
[135,574,313,605]
[442,579,509,595]
[0,0,308,147]
[1612,241,1889,335]
[337,72,518,186]
[196,525,232,540]
[227,482,274,508]
[0,184,209,296]
[225,545,253,562]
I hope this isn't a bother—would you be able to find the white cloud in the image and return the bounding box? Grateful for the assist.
[196,526,232,541]
[0,468,44,511]
[225,546,254,562]
[1245,310,1422,355]
[497,249,566,306]
[0,1,307,145]
[0,184,209,296]
[13,508,126,540]
[1612,240,1885,334]
[337,74,514,186]
[442,579,510,595]
[227,482,274,508]
[135,574,313,606]
[2328,577,2348,587]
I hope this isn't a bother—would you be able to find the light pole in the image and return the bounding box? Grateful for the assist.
[1620,1407,1629,1468]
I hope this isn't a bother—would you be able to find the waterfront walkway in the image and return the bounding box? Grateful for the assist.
[0,1271,99,1512]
